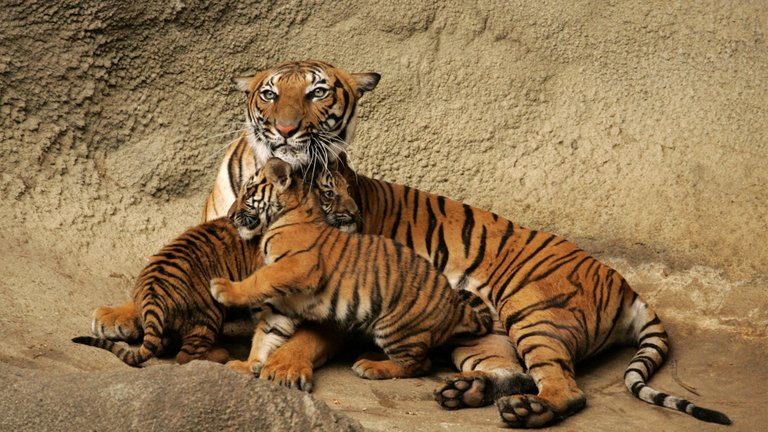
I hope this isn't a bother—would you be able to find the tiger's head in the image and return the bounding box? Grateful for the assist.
[228,158,360,239]
[233,60,380,170]
[313,167,361,233]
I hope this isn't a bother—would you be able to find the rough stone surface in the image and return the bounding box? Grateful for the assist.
[1,361,363,432]
[1,1,766,430]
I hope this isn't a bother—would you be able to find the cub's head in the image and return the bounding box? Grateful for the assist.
[233,60,380,170]
[313,167,361,233]
[229,158,361,239]
[228,158,298,240]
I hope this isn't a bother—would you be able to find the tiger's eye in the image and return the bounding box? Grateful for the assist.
[322,190,336,199]
[260,89,277,102]
[311,88,329,99]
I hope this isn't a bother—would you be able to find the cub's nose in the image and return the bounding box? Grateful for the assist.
[275,122,300,138]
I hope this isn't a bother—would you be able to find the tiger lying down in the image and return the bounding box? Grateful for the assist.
[209,158,494,380]
[71,169,360,366]
[199,60,732,427]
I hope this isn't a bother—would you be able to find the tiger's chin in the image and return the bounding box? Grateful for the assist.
[249,133,345,170]
[237,226,260,241]
[337,223,357,234]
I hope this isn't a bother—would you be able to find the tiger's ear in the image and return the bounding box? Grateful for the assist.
[326,157,340,172]
[264,158,292,191]
[351,73,381,95]
[232,75,257,93]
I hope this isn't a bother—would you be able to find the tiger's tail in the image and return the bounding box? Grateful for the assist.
[623,295,731,425]
[71,334,159,367]
[73,290,164,367]
[454,289,494,336]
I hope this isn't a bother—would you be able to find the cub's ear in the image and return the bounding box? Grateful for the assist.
[231,75,257,93]
[351,73,381,95]
[326,157,340,172]
[264,158,292,191]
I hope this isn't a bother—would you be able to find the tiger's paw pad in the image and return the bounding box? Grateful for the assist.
[495,394,555,428]
[260,361,314,392]
[434,371,493,409]
[225,360,254,375]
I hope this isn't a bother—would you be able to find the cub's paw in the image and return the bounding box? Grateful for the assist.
[203,346,230,364]
[260,356,314,392]
[435,371,494,409]
[210,278,241,305]
[225,359,255,375]
[495,394,555,428]
[352,358,397,380]
[352,352,426,380]
[92,304,141,341]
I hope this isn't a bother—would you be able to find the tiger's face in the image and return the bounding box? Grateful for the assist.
[314,169,361,233]
[227,160,289,241]
[229,158,360,239]
[233,60,380,170]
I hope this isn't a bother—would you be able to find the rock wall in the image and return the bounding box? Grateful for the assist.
[1,1,766,338]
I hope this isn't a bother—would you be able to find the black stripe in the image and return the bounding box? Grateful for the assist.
[652,392,669,406]
[463,226,487,275]
[461,204,475,258]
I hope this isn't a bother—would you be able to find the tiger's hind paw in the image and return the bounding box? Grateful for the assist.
[352,352,429,380]
[496,394,555,428]
[435,371,494,409]
[92,305,141,341]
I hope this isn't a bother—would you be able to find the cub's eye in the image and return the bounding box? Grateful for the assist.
[310,87,330,100]
[322,190,336,200]
[260,89,277,102]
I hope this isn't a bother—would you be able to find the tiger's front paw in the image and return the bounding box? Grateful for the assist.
[210,278,245,306]
[260,351,314,392]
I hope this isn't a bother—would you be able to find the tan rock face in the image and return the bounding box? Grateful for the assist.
[0,1,765,338]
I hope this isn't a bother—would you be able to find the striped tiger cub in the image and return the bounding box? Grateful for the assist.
[209,158,494,379]
[72,173,360,367]
[72,218,258,366]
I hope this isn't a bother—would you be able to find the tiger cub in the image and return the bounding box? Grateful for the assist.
[209,158,494,379]
[72,172,360,367]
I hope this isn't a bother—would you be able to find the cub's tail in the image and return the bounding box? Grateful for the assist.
[455,289,494,336]
[73,299,163,367]
[72,335,159,367]
[624,296,731,425]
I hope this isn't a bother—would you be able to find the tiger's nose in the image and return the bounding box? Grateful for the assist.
[275,122,300,138]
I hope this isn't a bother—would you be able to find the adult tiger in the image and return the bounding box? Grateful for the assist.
[202,60,730,427]
[201,59,380,223]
